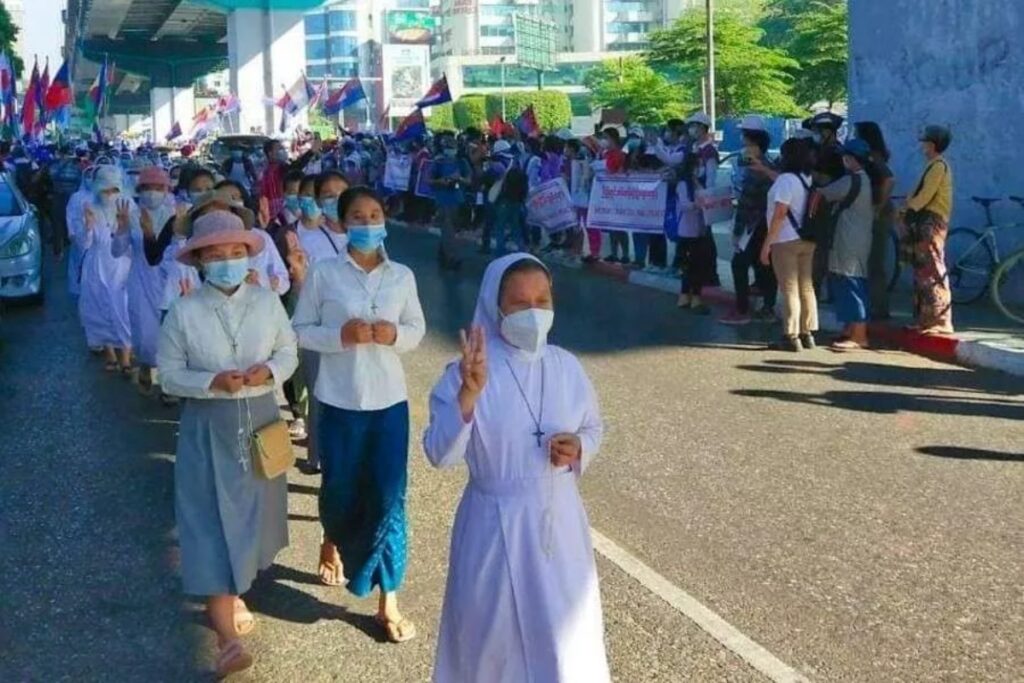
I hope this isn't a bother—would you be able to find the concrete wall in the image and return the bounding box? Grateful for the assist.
[849,0,1024,231]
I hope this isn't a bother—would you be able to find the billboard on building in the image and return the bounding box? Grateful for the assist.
[382,44,432,117]
[386,10,435,45]
[452,0,476,15]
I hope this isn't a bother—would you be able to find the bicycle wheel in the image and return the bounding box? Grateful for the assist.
[991,247,1024,324]
[945,228,994,305]
[886,229,902,292]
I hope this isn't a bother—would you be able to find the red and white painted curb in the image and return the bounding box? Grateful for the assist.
[398,222,1023,376]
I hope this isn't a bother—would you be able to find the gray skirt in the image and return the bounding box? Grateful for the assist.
[175,393,288,596]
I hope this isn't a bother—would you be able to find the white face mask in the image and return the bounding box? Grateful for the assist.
[500,308,554,358]
[138,190,166,210]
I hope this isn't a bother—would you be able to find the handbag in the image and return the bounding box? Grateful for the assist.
[251,418,295,480]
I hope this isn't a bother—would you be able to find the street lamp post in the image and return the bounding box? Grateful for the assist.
[500,56,507,120]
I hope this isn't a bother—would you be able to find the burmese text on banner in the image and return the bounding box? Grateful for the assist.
[383,154,412,191]
[527,177,577,233]
[587,172,668,233]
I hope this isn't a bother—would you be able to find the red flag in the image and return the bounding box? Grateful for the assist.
[20,60,39,137]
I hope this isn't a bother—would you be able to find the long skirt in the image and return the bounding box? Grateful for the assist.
[175,393,288,596]
[911,212,954,332]
[319,400,409,598]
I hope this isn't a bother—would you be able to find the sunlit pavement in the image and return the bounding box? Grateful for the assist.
[1,228,1021,682]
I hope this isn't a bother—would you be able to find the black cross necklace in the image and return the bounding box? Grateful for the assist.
[505,358,545,447]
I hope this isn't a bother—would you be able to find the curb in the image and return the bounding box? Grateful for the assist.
[394,221,1022,376]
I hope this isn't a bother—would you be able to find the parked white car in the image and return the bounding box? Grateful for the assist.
[0,173,43,304]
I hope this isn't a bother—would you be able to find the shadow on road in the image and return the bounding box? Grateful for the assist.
[916,445,1024,462]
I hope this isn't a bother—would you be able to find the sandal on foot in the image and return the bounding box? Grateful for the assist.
[830,339,865,352]
[215,639,252,679]
[103,360,119,372]
[318,544,345,587]
[375,615,417,643]
[234,602,255,636]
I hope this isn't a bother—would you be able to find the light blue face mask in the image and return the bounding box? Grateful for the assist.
[299,196,321,219]
[283,194,300,213]
[321,197,340,222]
[203,257,249,289]
[347,223,387,253]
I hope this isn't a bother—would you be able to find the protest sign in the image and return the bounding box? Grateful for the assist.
[697,184,735,226]
[526,177,577,233]
[587,172,668,233]
[415,159,435,198]
[383,153,412,191]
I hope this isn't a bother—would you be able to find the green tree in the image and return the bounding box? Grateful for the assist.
[0,2,22,76]
[774,1,848,109]
[759,0,843,48]
[426,102,455,132]
[453,95,487,130]
[583,56,688,125]
[648,10,802,117]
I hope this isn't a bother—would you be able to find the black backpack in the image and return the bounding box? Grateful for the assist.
[787,173,862,243]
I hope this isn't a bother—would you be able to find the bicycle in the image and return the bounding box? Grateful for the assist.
[944,196,1023,306]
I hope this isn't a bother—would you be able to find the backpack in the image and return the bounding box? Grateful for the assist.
[787,173,862,243]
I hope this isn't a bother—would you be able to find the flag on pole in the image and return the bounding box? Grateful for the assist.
[44,60,71,112]
[308,77,327,109]
[323,77,366,116]
[414,74,452,109]
[378,103,391,131]
[215,93,240,116]
[20,59,40,138]
[393,109,426,142]
[87,58,109,120]
[277,76,312,116]
[165,121,183,141]
[91,120,104,144]
[515,105,540,137]
[36,60,49,121]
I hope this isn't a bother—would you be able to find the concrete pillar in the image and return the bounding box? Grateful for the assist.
[150,87,174,142]
[172,87,195,131]
[573,0,605,52]
[228,9,307,136]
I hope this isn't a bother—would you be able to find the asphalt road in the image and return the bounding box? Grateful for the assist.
[1,227,1021,682]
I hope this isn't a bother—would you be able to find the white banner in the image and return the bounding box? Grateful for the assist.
[587,172,668,233]
[527,178,577,233]
[382,44,431,118]
[383,153,412,191]
[697,184,735,226]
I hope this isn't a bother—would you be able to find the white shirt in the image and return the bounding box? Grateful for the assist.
[248,228,291,295]
[159,236,200,311]
[157,283,298,399]
[297,223,348,266]
[767,172,812,245]
[292,251,426,411]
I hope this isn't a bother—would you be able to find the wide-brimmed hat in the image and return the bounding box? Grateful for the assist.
[810,112,844,130]
[686,112,712,128]
[176,210,264,266]
[739,114,767,133]
[137,166,170,188]
[185,188,256,234]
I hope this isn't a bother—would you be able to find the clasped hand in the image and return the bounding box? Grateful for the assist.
[211,364,272,393]
[341,319,397,347]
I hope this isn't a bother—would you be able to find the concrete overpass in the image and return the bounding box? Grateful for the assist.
[66,0,326,139]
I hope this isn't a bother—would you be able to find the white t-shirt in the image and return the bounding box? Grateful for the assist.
[767,172,812,245]
[297,224,348,266]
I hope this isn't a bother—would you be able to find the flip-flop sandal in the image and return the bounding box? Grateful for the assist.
[830,340,865,352]
[375,615,417,643]
[234,603,256,636]
[318,558,345,586]
[215,639,252,679]
[103,361,119,372]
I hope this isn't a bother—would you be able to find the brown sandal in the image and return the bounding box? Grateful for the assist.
[375,614,417,643]
[318,542,345,587]
[234,601,255,636]
[215,639,252,679]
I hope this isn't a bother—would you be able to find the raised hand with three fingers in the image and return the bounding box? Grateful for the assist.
[457,325,487,420]
[116,199,133,233]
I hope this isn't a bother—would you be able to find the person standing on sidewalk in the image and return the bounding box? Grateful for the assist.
[595,128,630,264]
[720,115,778,326]
[901,125,954,336]
[431,135,472,271]
[819,140,875,351]
[761,138,818,352]
[854,121,896,321]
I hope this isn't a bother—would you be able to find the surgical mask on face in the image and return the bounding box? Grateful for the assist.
[598,138,610,150]
[347,222,387,253]
[688,125,700,139]
[500,308,554,357]
[203,257,249,289]
[443,148,456,159]
[321,197,340,222]
[189,190,206,204]
[284,194,300,213]
[275,149,289,163]
[97,192,118,209]
[812,132,823,144]
[299,196,321,219]
[138,190,166,210]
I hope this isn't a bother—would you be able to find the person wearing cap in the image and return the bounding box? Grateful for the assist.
[807,112,847,291]
[902,125,954,335]
[818,139,875,350]
[676,112,720,313]
[72,165,134,371]
[720,115,779,325]
[110,166,175,392]
[157,210,298,678]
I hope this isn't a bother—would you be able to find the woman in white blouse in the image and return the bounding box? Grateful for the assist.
[157,210,298,678]
[292,186,426,643]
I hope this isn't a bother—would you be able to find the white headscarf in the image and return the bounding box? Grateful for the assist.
[472,252,551,357]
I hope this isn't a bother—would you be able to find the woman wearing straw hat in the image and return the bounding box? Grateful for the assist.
[73,164,134,372]
[157,210,298,678]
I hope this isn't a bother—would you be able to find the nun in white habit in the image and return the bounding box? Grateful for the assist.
[423,253,610,683]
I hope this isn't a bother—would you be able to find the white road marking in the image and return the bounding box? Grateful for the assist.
[591,528,810,683]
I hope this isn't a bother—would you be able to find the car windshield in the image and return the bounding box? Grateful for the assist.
[0,178,24,217]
